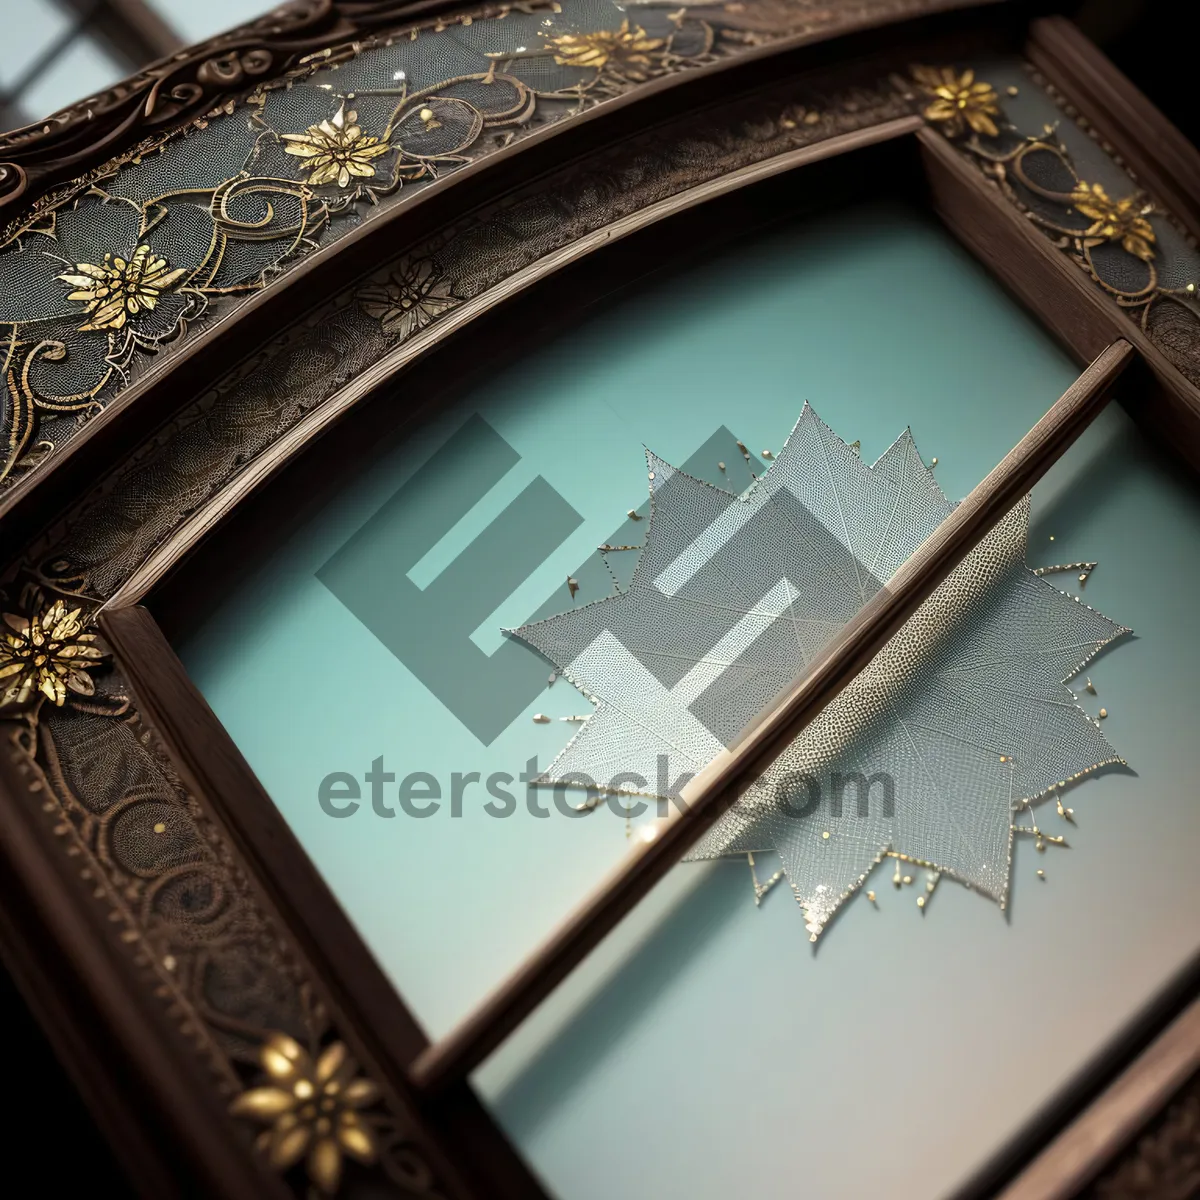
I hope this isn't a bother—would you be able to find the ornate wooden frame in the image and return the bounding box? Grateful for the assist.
[2,3,1199,1197]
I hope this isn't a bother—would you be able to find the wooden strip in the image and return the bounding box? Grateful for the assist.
[98,604,552,1200]
[995,996,1200,1200]
[410,339,1135,1093]
[102,117,924,610]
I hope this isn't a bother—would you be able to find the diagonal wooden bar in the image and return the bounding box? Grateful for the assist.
[409,339,1135,1095]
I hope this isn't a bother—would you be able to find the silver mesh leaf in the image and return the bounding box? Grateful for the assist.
[510,405,1129,937]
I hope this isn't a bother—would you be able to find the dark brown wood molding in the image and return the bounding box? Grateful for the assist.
[0,0,995,222]
[0,1,1010,546]
[0,745,292,1200]
[409,340,1134,1094]
[0,0,494,214]
[918,127,1200,471]
[1026,15,1200,245]
[99,603,552,1200]
[996,994,1200,1199]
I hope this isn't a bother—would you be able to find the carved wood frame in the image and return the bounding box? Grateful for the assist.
[1,4,1198,1198]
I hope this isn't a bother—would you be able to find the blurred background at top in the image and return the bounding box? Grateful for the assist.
[0,0,268,132]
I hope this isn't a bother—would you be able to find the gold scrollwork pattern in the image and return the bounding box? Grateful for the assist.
[0,0,972,493]
[914,63,1200,389]
[10,68,914,603]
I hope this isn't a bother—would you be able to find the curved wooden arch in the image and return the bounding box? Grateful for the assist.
[4,7,1200,1200]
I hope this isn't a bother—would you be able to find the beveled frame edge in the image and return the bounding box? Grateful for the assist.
[3,16,1200,1199]
[988,967,1200,1200]
[98,603,550,1200]
[1026,16,1200,246]
[104,116,925,609]
[0,0,1011,534]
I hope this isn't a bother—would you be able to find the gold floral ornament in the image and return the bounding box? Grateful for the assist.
[281,103,392,189]
[0,599,103,707]
[358,258,459,340]
[230,1034,381,1195]
[547,19,668,84]
[913,66,1001,138]
[1071,181,1157,261]
[57,245,187,332]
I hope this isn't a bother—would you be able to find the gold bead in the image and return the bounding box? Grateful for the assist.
[419,107,434,121]
[930,457,938,466]
[821,830,830,840]
[153,822,166,834]
[1099,708,1108,718]
[1036,869,1045,879]
[717,461,726,472]
[866,890,876,903]
[902,875,912,885]
[917,895,926,909]
[1007,85,1019,96]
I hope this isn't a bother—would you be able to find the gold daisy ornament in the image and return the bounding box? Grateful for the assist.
[230,1034,381,1195]
[0,599,103,707]
[58,245,187,332]
[1071,181,1157,261]
[913,65,1002,138]
[281,103,393,189]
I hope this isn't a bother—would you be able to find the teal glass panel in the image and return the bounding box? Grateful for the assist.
[174,195,1200,1196]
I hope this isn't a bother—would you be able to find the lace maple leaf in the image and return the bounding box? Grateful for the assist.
[510,405,1129,939]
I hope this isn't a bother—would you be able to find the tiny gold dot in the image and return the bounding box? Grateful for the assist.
[419,106,434,121]
[1000,755,1008,763]
[1188,282,1197,294]
[533,713,550,723]
[717,461,726,471]
[1099,708,1108,718]
[1049,535,1055,541]
[902,875,912,885]
[917,895,926,909]
[930,457,938,466]
[153,822,166,834]
[762,449,773,459]
[1036,869,1045,879]
[1007,85,1019,96]
[821,830,830,839]
[866,890,876,903]
[647,471,655,480]
[1079,573,1087,583]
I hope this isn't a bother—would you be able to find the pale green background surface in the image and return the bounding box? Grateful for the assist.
[176,200,1200,1199]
